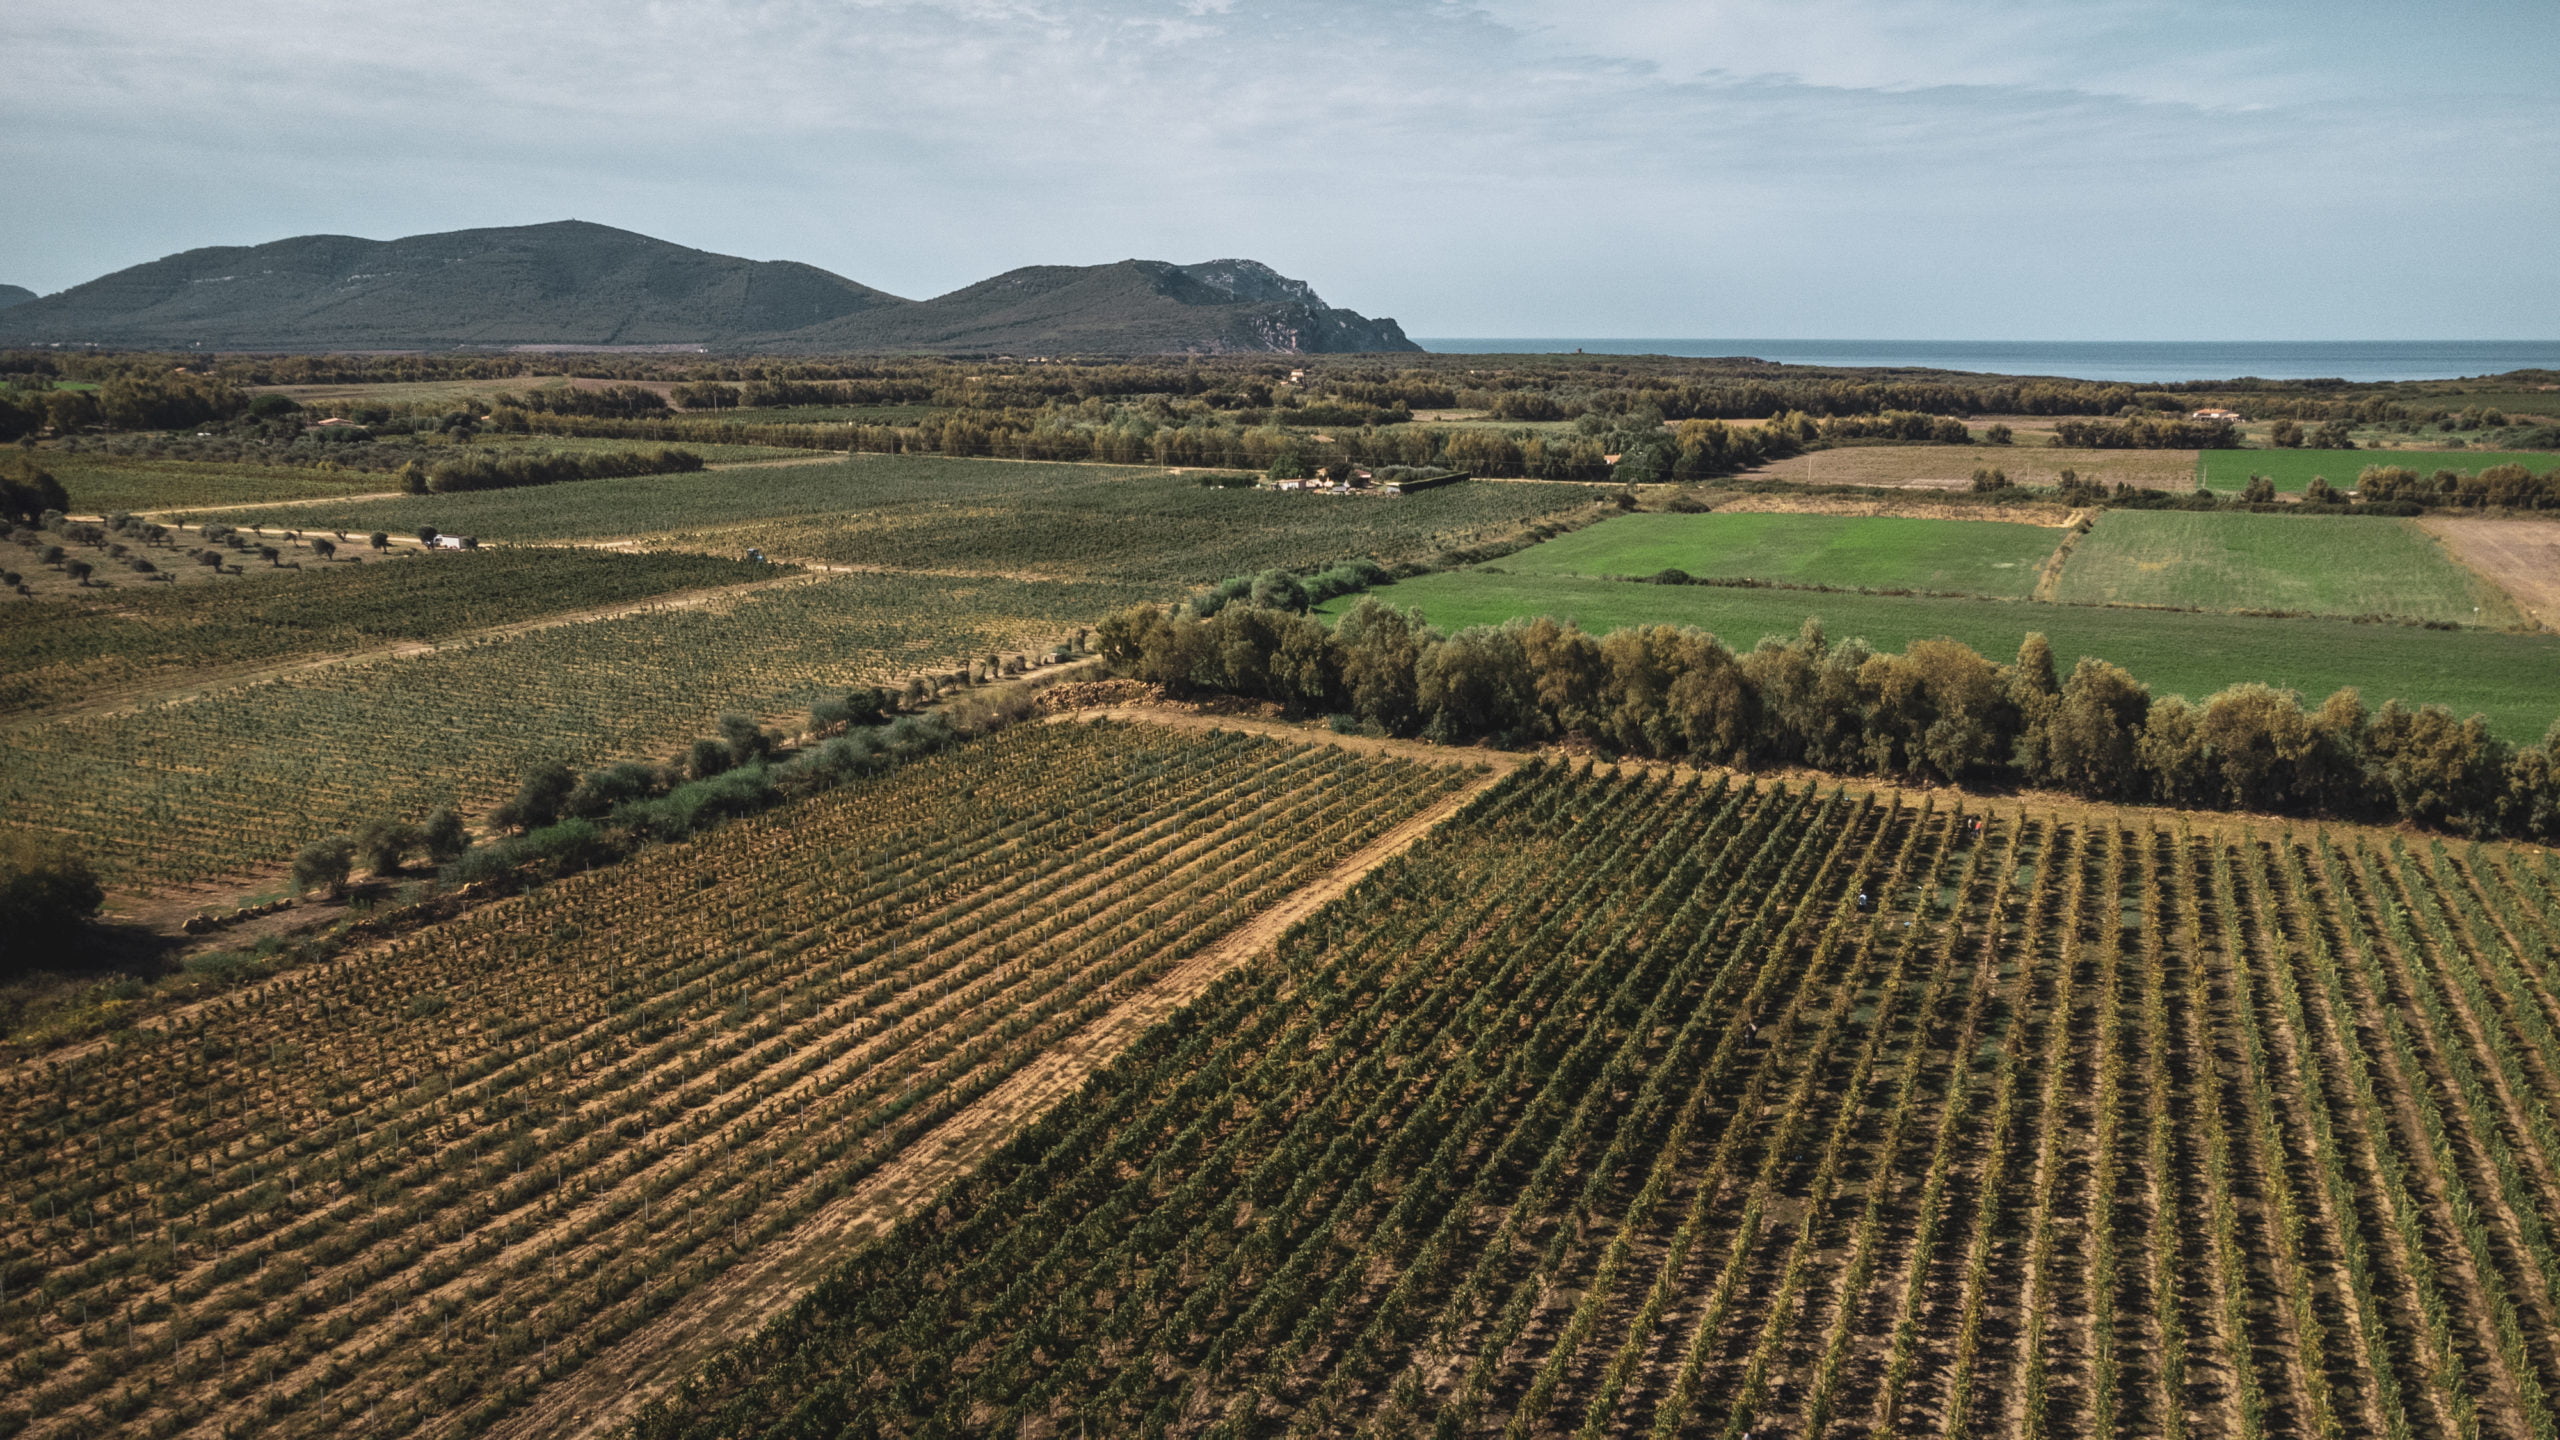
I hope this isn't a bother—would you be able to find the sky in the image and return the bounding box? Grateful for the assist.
[4,0,2556,340]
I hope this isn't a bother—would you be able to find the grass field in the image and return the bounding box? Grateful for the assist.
[1501,511,2062,597]
[625,759,2560,1440]
[2055,510,2525,626]
[0,724,1476,1438]
[2200,448,2560,493]
[1320,570,2560,740]
[0,547,781,715]
[1,570,1152,883]
[220,456,1602,586]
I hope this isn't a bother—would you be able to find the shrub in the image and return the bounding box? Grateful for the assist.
[0,838,103,973]
[290,835,357,898]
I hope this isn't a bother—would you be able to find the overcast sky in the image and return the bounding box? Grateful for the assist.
[5,0,2554,339]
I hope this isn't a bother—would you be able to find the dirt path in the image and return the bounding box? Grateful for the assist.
[125,491,410,518]
[482,747,1511,1440]
[1,573,818,731]
[2418,516,2560,632]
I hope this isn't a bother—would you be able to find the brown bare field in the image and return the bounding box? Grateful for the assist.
[1745,443,2201,490]
[2422,516,2560,632]
[1696,489,2077,527]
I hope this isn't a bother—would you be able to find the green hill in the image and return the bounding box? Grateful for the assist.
[0,221,903,349]
[0,225,1419,355]
[766,258,1419,354]
[0,284,35,311]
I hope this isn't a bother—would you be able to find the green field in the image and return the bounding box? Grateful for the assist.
[2199,447,2558,492]
[1318,570,2560,741]
[0,547,781,714]
[2054,510,2523,626]
[1499,511,2062,598]
[223,455,1603,586]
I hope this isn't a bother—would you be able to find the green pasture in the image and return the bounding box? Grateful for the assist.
[2199,448,2557,493]
[1501,512,2062,599]
[2054,511,2523,627]
[1317,570,2560,743]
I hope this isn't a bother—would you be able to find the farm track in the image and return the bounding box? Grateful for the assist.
[0,724,1482,1440]
[16,709,2560,1440]
[610,762,2560,1440]
[487,759,1514,1440]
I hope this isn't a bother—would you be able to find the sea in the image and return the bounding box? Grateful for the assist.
[1410,339,2560,385]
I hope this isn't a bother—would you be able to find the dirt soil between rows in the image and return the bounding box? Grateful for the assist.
[485,727,1511,1440]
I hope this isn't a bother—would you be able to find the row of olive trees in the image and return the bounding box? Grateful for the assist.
[1099,598,2560,841]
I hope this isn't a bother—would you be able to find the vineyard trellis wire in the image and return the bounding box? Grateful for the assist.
[0,722,1475,1439]
[610,762,2560,1440]
[1,569,1154,884]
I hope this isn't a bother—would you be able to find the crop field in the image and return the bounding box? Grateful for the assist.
[0,723,1480,1440]
[0,548,782,716]
[2200,449,2560,493]
[2054,511,2525,626]
[1740,445,2201,491]
[220,455,1601,586]
[1317,571,2560,741]
[0,571,1153,884]
[1499,511,2062,598]
[38,454,406,513]
[629,757,2560,1439]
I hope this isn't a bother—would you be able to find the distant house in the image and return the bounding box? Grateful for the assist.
[2190,408,2243,422]
[433,535,474,550]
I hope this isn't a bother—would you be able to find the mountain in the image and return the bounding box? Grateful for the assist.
[0,225,1419,354]
[761,259,1419,354]
[0,285,35,311]
[0,221,904,349]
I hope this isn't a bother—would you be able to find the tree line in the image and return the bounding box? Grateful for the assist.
[2357,462,2560,510]
[1096,598,2560,842]
[391,446,704,494]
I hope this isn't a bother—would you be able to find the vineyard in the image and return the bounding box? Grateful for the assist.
[1,571,1154,883]
[0,723,1479,1439]
[0,548,783,716]
[217,454,1602,585]
[617,755,2560,1440]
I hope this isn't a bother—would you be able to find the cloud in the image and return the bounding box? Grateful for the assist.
[0,0,2554,337]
